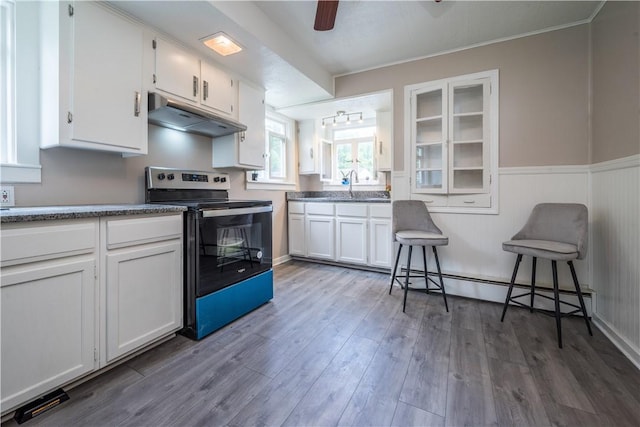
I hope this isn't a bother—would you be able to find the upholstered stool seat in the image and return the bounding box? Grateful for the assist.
[500,203,592,348]
[389,200,449,312]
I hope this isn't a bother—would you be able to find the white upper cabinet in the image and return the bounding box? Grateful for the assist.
[406,69,498,213]
[298,119,320,175]
[212,81,265,169]
[200,61,235,115]
[153,37,200,103]
[376,111,392,172]
[41,1,147,154]
[153,37,237,117]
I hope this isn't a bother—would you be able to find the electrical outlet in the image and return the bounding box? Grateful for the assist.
[1,186,15,207]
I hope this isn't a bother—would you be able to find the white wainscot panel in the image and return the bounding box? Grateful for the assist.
[401,167,590,299]
[591,156,640,367]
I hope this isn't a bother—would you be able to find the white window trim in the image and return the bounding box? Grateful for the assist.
[246,109,297,191]
[0,0,41,184]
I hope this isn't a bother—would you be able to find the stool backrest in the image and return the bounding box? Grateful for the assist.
[512,203,588,259]
[392,200,442,240]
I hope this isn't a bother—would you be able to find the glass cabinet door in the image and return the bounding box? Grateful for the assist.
[448,78,490,193]
[412,84,447,193]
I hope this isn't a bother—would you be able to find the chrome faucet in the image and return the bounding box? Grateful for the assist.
[348,169,359,198]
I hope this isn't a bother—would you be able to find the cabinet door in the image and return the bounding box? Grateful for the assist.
[288,214,306,256]
[306,216,335,260]
[448,78,490,194]
[71,2,146,152]
[412,84,448,194]
[369,218,392,268]
[201,61,234,115]
[1,258,96,411]
[105,240,182,363]
[298,119,318,174]
[154,37,200,102]
[376,111,392,171]
[336,217,368,265]
[238,82,266,168]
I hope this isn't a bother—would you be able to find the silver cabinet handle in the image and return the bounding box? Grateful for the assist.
[134,91,141,117]
[193,76,198,97]
[203,80,209,100]
[463,200,476,204]
[425,200,434,203]
[310,148,313,159]
[379,140,383,155]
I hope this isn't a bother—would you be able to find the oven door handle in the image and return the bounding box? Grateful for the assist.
[201,205,273,218]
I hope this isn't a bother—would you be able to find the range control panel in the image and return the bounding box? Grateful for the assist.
[146,167,231,190]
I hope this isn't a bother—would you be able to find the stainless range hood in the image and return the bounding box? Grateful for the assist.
[148,92,247,138]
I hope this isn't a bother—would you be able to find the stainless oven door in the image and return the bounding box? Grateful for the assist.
[196,205,272,297]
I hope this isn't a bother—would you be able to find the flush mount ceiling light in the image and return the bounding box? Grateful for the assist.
[201,32,242,56]
[321,110,363,128]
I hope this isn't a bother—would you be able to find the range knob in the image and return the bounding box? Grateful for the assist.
[213,177,221,183]
[167,173,175,180]
[220,177,227,183]
[157,173,166,180]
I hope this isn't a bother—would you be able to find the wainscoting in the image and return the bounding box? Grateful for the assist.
[393,156,640,368]
[591,155,640,368]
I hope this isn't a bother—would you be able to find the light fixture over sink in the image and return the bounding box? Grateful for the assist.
[201,32,243,56]
[321,110,363,128]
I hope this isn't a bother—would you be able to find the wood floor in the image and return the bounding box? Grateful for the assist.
[5,261,640,427]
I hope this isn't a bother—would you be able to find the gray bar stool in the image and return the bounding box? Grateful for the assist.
[500,203,593,348]
[388,200,449,312]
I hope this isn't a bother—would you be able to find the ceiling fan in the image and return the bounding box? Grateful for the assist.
[314,0,339,31]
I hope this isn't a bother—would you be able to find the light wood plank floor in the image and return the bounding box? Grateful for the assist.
[5,261,640,427]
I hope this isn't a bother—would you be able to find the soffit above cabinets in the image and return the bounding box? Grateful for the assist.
[107,1,602,111]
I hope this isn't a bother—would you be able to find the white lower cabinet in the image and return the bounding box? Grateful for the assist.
[102,214,183,364]
[306,216,335,260]
[0,220,99,412]
[288,202,392,269]
[0,213,183,414]
[336,204,368,265]
[105,241,182,362]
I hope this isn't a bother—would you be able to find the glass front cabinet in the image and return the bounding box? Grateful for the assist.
[407,70,498,212]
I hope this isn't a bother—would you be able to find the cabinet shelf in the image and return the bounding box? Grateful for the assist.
[452,111,483,118]
[452,139,483,144]
[416,115,443,122]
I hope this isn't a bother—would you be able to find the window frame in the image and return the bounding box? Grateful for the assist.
[245,110,297,191]
[331,124,380,186]
[0,0,41,183]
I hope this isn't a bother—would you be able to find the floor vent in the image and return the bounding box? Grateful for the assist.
[13,388,69,424]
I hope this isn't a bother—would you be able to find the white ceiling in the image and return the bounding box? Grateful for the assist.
[109,0,602,119]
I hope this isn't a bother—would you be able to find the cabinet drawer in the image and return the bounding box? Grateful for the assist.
[288,201,305,215]
[447,193,491,208]
[106,214,182,248]
[416,194,448,207]
[305,203,334,216]
[369,204,391,219]
[1,220,97,266]
[336,203,368,218]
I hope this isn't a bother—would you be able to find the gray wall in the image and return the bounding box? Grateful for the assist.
[13,125,289,260]
[591,0,640,163]
[335,24,590,170]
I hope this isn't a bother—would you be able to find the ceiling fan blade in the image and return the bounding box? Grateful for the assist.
[314,0,339,31]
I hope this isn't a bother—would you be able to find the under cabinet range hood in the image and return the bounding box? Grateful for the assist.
[148,93,247,138]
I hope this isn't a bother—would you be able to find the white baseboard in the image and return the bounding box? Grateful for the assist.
[273,254,292,266]
[592,314,640,371]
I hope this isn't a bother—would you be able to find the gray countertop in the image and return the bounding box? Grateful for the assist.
[0,204,187,223]
[286,191,391,203]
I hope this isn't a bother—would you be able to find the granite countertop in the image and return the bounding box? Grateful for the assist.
[286,191,391,203]
[0,204,187,223]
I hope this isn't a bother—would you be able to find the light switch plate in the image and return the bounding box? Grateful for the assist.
[1,186,15,207]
